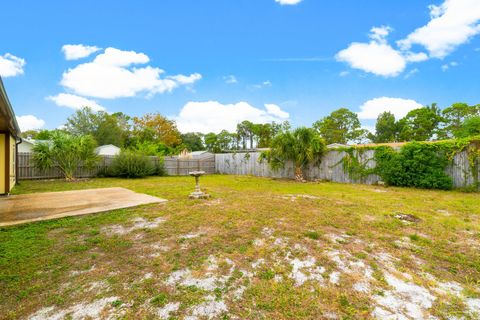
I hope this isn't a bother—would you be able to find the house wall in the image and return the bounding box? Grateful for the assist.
[0,134,5,194]
[9,134,15,191]
[0,133,16,194]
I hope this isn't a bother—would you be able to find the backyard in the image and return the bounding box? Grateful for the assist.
[1,175,480,319]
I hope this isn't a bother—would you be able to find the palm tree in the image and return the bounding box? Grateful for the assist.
[33,131,99,181]
[264,127,325,182]
[236,122,248,150]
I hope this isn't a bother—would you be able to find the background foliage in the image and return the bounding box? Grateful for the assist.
[374,143,453,190]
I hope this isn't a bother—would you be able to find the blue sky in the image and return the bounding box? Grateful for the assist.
[1,0,479,133]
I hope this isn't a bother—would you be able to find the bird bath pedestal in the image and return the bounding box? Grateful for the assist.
[189,171,210,199]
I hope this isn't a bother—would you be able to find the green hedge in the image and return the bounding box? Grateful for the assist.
[374,143,453,190]
[106,151,165,178]
[337,137,480,190]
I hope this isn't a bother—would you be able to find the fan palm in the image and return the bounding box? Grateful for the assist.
[265,127,325,181]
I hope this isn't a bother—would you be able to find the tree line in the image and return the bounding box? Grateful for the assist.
[22,102,480,155]
[22,107,292,155]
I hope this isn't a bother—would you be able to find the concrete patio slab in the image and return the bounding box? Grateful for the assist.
[0,187,167,227]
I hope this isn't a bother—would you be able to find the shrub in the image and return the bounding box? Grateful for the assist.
[263,127,325,181]
[374,143,453,190]
[109,151,155,178]
[33,132,98,181]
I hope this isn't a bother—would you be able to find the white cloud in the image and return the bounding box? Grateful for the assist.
[337,1,480,77]
[264,104,290,118]
[168,73,202,85]
[339,71,350,77]
[336,27,407,77]
[398,0,480,58]
[46,93,105,112]
[92,47,148,66]
[404,52,429,62]
[252,80,272,89]
[275,0,303,5]
[224,75,238,84]
[441,61,459,71]
[357,97,423,120]
[60,47,201,99]
[404,68,419,79]
[16,115,45,131]
[62,44,101,60]
[175,101,290,133]
[369,26,393,43]
[0,53,25,77]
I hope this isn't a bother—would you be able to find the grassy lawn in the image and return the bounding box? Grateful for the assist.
[1,175,480,319]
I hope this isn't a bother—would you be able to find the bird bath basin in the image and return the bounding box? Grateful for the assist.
[188,171,210,199]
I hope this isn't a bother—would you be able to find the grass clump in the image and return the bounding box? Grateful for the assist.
[304,231,320,240]
[151,293,169,307]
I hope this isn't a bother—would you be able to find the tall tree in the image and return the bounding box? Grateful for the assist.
[21,129,63,140]
[313,108,363,144]
[65,107,97,136]
[65,107,127,146]
[271,121,291,136]
[253,123,271,148]
[20,130,41,140]
[111,112,133,146]
[129,140,174,156]
[204,132,220,153]
[180,132,205,151]
[371,111,398,143]
[237,120,254,150]
[132,113,182,147]
[398,104,443,141]
[454,116,480,138]
[264,127,325,182]
[95,113,126,146]
[439,103,480,138]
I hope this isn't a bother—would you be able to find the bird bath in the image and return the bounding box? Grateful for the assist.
[188,171,210,199]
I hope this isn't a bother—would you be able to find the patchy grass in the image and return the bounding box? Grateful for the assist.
[1,175,480,319]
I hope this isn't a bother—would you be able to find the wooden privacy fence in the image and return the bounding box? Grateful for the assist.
[18,153,215,180]
[215,148,480,189]
[17,149,479,189]
[163,155,215,176]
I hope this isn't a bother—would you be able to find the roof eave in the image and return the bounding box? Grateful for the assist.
[0,76,21,136]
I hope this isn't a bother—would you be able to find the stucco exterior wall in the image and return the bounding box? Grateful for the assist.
[9,135,15,191]
[0,134,15,194]
[0,134,5,194]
